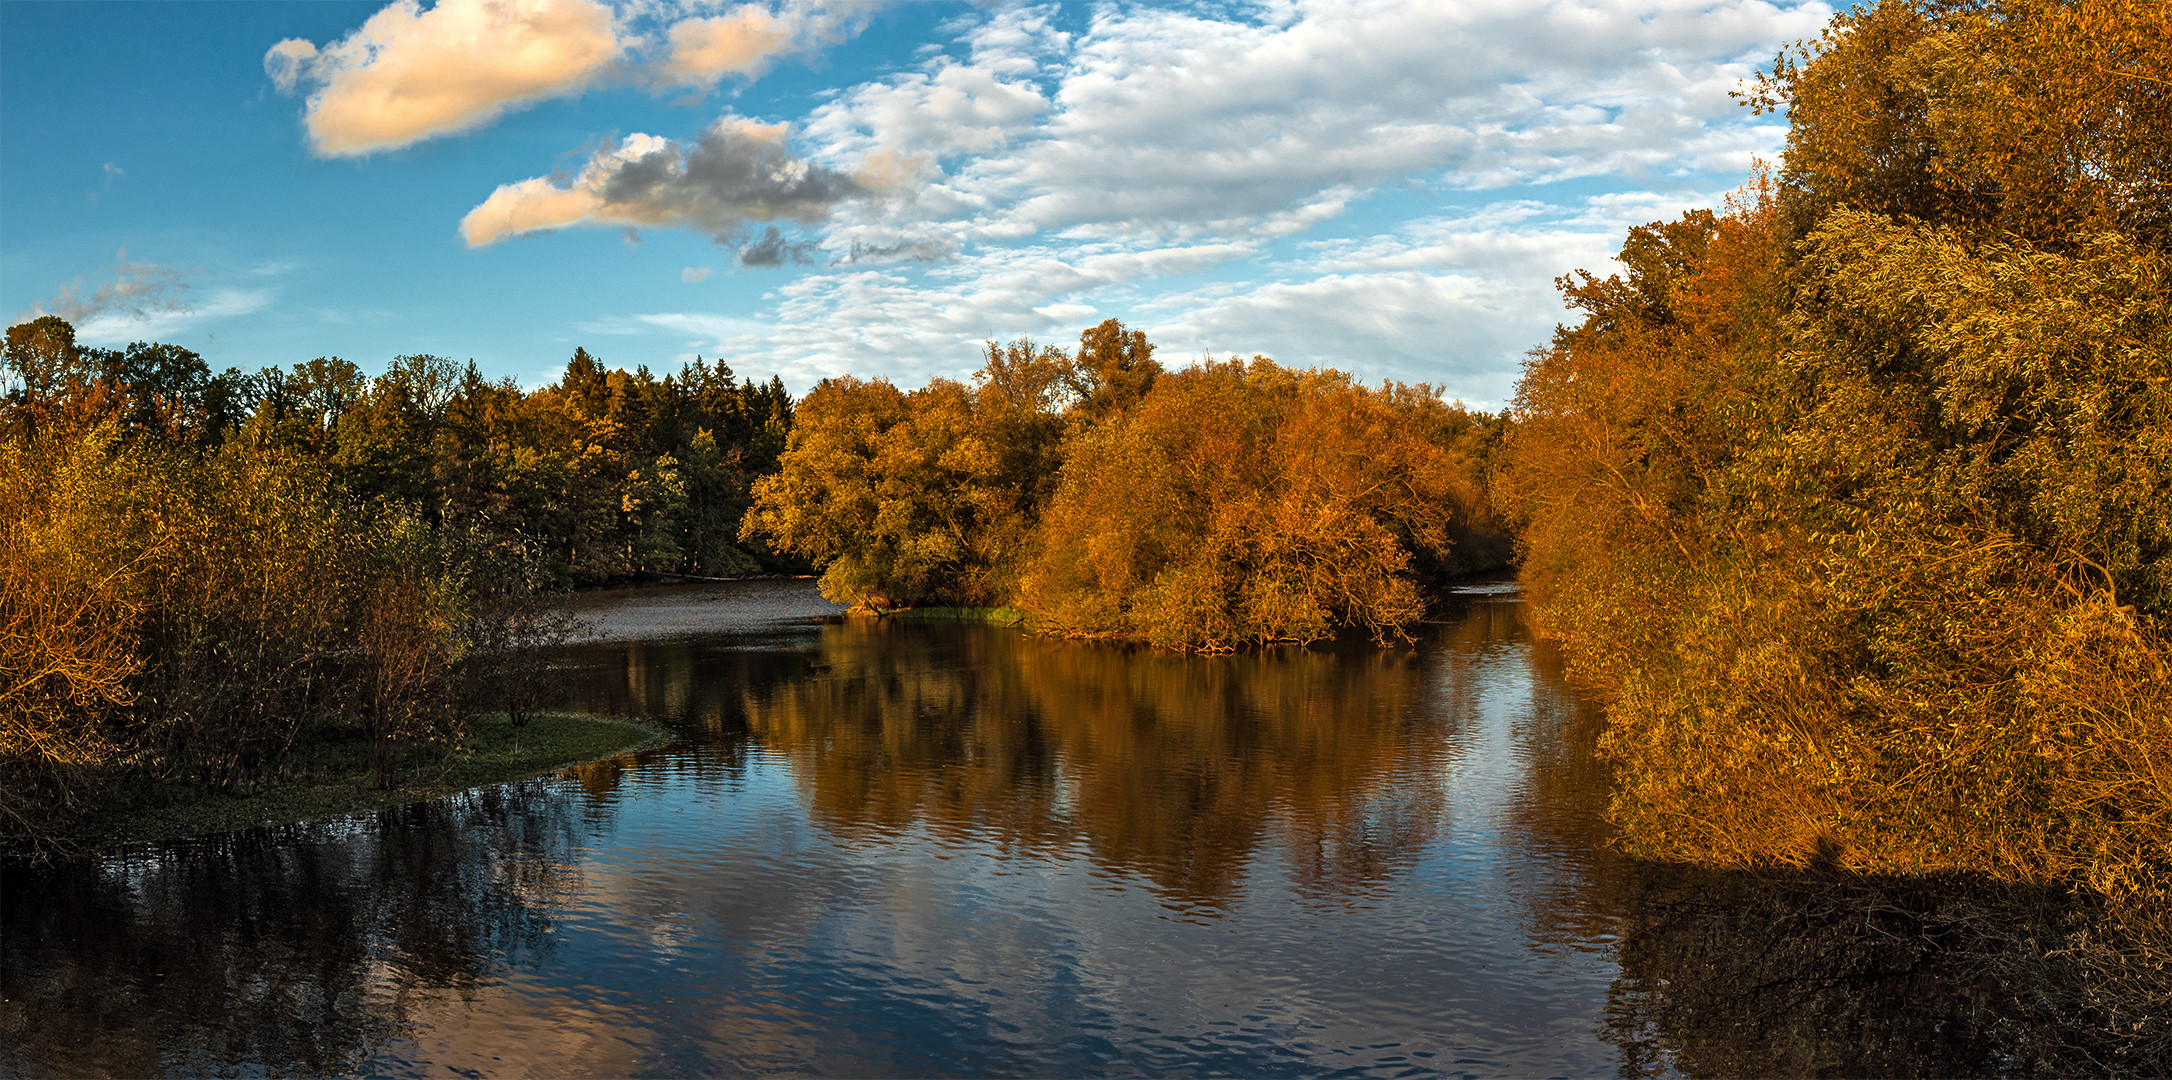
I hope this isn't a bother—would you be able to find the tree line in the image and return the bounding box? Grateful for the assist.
[0,319,797,849]
[739,320,1513,649]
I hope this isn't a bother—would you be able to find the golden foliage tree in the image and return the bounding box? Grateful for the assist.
[0,426,143,842]
[1021,359,1494,649]
[1503,2,2172,1003]
[742,336,1073,610]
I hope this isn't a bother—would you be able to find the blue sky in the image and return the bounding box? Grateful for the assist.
[1,0,1829,405]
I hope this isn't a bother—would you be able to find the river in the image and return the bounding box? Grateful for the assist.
[0,579,2071,1076]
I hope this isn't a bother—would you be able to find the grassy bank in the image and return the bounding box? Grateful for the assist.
[72,712,663,850]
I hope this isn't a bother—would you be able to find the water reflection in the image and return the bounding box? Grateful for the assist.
[0,785,591,1077]
[735,623,1458,908]
[0,584,2115,1077]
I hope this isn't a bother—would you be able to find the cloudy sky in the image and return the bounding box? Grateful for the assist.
[0,0,1828,404]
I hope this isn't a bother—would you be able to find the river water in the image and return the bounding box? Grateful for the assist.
[1,580,2064,1077]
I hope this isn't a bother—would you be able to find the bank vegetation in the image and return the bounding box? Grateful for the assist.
[1496,0,2172,1054]
[1,328,786,851]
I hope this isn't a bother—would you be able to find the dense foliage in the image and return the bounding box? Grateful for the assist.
[1022,361,1506,649]
[0,321,794,849]
[1499,0,2172,1027]
[740,336,1069,610]
[744,320,1511,648]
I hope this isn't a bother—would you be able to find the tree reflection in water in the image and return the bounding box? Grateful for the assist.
[2,589,2139,1077]
[549,600,2126,1075]
[1605,863,2123,1077]
[734,621,1461,910]
[0,784,590,1078]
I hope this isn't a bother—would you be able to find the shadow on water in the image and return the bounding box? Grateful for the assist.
[1600,862,2125,1078]
[0,582,2136,1077]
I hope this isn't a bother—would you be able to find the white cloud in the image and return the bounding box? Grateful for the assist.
[682,265,715,283]
[1135,189,1744,398]
[74,288,273,346]
[634,311,767,339]
[612,184,1745,398]
[459,116,871,251]
[490,0,1821,396]
[801,51,1049,161]
[655,2,858,86]
[1147,272,1542,405]
[88,161,124,203]
[267,0,627,157]
[615,236,1256,387]
[19,253,192,330]
[1034,301,1097,322]
[658,5,791,84]
[803,0,1822,244]
[265,0,872,156]
[17,249,291,347]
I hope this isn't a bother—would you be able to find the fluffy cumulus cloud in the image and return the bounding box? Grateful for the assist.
[458,116,870,253]
[266,0,627,156]
[264,0,861,156]
[656,2,857,85]
[658,6,789,85]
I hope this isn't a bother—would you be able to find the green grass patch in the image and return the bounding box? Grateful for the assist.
[880,606,1030,626]
[76,712,663,850]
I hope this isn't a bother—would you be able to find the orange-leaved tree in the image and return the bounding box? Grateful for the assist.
[1021,358,1497,649]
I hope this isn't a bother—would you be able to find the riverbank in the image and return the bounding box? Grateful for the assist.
[69,712,663,851]
[871,605,1030,626]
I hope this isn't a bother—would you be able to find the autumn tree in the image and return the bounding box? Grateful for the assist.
[0,316,802,847]
[1501,2,2172,999]
[743,337,1072,610]
[1065,317,1160,428]
[1021,358,1493,649]
[0,316,89,436]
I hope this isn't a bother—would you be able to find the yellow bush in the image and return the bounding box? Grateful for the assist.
[0,426,145,842]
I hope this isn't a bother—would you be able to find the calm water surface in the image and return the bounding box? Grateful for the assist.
[2,580,2044,1077]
